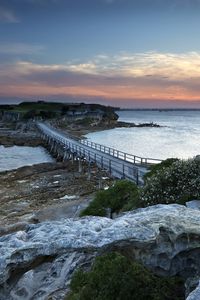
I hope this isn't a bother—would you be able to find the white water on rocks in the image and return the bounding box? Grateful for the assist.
[86,110,200,160]
[0,145,54,172]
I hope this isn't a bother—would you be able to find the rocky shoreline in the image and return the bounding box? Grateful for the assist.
[0,119,161,144]
[0,122,43,147]
[0,159,113,230]
[52,120,162,139]
[0,121,114,228]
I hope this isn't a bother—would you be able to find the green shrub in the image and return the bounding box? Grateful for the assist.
[39,110,57,119]
[141,157,200,206]
[23,109,37,120]
[81,158,200,215]
[22,109,57,120]
[80,180,140,218]
[80,190,108,217]
[144,158,179,182]
[66,252,184,300]
[75,117,94,126]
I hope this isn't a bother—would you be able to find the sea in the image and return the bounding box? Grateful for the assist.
[0,145,54,172]
[85,110,200,160]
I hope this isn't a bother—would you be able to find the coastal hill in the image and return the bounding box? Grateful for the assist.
[0,101,119,123]
[0,101,160,136]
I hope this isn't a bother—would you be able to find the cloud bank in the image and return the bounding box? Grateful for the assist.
[1,51,200,107]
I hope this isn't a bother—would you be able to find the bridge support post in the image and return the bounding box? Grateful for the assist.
[63,151,67,161]
[101,156,104,169]
[55,143,58,155]
[136,169,139,185]
[50,140,55,152]
[53,140,56,151]
[71,153,74,164]
[56,146,60,159]
[122,164,125,178]
[109,160,112,175]
[87,161,91,181]
[67,152,70,160]
[98,171,102,189]
[78,158,82,173]
[64,151,70,161]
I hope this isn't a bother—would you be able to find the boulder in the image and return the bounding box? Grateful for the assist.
[186,281,200,300]
[1,204,200,299]
[186,200,200,211]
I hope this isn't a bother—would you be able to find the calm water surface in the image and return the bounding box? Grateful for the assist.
[86,110,200,160]
[0,146,54,172]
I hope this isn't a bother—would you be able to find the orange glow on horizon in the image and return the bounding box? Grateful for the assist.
[1,52,200,106]
[1,83,200,103]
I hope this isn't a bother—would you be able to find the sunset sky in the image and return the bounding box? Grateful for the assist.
[1,0,200,108]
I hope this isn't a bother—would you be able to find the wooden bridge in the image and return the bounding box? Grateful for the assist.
[37,122,162,185]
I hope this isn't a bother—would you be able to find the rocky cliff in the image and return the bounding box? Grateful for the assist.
[1,204,200,299]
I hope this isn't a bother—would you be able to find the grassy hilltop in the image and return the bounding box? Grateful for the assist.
[0,101,119,120]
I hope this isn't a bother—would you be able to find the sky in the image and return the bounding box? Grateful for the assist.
[1,0,200,108]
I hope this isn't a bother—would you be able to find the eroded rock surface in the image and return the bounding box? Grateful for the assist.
[1,204,200,299]
[0,161,111,229]
[186,281,200,300]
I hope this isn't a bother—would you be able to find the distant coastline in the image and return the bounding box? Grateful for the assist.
[119,108,200,111]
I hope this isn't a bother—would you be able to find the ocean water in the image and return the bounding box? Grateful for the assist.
[0,146,54,172]
[85,110,200,160]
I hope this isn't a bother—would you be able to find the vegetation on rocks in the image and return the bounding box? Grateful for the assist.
[66,252,184,300]
[23,109,57,120]
[0,101,118,120]
[141,156,200,206]
[80,157,200,218]
[143,158,179,181]
[80,180,140,218]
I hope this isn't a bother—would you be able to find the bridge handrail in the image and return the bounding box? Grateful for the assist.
[37,122,160,184]
[80,139,162,165]
[37,122,162,166]
[37,122,141,175]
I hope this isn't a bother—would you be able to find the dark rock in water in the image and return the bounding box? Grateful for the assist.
[1,204,200,299]
[136,122,161,127]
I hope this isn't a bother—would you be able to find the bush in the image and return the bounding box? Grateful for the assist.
[81,158,200,216]
[144,158,179,182]
[23,109,37,120]
[80,190,108,217]
[39,110,57,119]
[22,109,57,120]
[66,252,184,300]
[80,180,140,218]
[75,117,94,126]
[141,157,200,206]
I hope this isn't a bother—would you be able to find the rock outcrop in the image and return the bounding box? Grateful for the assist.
[1,204,200,299]
[186,281,200,300]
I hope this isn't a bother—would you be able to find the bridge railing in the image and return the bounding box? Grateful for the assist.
[37,122,147,184]
[38,122,162,166]
[80,139,162,166]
